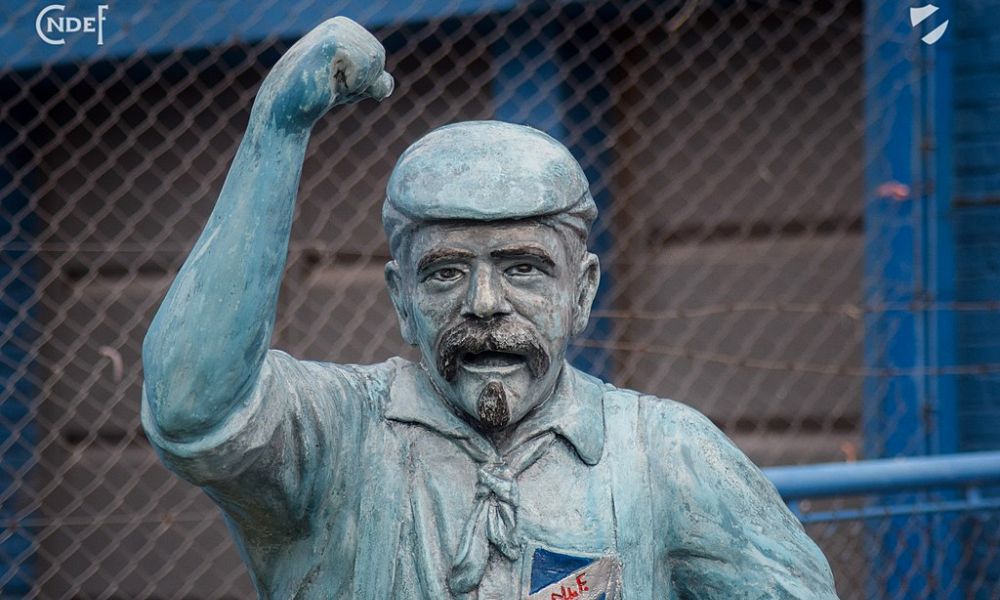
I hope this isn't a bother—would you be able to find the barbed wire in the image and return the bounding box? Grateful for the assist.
[573,338,1000,377]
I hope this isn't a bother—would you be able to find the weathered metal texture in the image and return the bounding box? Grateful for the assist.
[141,18,839,599]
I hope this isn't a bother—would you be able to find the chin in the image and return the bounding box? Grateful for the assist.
[451,368,527,427]
[424,335,566,430]
[447,361,563,431]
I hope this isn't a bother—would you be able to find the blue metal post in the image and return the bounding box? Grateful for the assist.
[491,8,615,380]
[951,0,1000,592]
[863,0,924,464]
[865,0,961,597]
[863,3,925,588]
[767,450,1000,500]
[917,2,962,595]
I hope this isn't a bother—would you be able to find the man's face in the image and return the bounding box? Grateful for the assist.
[386,220,599,431]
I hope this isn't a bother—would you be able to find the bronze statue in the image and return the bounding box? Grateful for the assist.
[142,17,838,599]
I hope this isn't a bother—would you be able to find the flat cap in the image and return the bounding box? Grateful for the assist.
[385,120,593,221]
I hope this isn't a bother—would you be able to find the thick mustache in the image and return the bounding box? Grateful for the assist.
[436,318,549,382]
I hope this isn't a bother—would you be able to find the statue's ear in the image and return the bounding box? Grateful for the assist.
[385,261,417,345]
[572,253,600,337]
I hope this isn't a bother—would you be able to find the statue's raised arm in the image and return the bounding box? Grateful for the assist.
[142,17,392,440]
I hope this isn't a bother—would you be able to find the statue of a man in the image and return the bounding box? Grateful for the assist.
[142,17,838,600]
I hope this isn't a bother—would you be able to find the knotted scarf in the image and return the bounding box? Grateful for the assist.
[448,431,558,594]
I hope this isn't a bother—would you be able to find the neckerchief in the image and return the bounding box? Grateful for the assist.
[447,431,557,594]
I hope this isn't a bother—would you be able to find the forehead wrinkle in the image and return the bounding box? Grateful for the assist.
[416,247,476,272]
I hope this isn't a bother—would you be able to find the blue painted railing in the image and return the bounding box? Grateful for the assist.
[765,451,1000,524]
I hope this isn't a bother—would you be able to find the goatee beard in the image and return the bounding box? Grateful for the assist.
[477,380,510,430]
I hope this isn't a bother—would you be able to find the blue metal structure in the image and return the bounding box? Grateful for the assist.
[862,0,956,471]
[864,0,1000,595]
[953,0,1000,453]
[862,0,965,596]
[767,454,995,600]
[952,0,1000,592]
[766,450,1000,521]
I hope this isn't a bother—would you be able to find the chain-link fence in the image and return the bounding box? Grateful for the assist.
[2,0,998,598]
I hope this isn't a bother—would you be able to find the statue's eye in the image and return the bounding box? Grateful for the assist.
[506,264,538,276]
[430,267,462,282]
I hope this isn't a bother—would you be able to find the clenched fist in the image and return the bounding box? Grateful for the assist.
[256,17,393,130]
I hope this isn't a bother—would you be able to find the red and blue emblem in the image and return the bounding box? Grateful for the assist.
[527,547,622,600]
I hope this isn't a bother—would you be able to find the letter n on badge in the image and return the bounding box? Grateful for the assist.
[526,547,622,600]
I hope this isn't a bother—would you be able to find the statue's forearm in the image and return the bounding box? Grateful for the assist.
[142,100,310,439]
[142,18,393,440]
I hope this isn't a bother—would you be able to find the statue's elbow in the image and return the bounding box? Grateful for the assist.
[142,381,226,441]
[141,371,195,441]
[140,315,261,439]
[141,339,220,440]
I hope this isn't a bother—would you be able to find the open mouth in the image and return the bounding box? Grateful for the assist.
[460,350,527,373]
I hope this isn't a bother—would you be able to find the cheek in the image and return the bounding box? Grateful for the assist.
[507,282,576,339]
[411,290,460,341]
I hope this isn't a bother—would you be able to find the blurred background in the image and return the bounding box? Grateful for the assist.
[1,0,998,598]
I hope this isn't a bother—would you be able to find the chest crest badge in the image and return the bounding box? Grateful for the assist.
[527,547,622,600]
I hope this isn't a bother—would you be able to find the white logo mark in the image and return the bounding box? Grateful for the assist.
[910,4,949,45]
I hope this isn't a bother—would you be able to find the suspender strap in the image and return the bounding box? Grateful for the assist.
[351,420,404,600]
[604,391,655,600]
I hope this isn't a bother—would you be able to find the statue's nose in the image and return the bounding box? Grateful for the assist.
[461,267,512,320]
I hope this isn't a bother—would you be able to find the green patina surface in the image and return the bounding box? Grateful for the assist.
[141,17,839,599]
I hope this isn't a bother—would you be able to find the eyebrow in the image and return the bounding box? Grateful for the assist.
[489,245,556,269]
[417,248,476,272]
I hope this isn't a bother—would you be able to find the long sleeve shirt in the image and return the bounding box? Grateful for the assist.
[142,351,839,599]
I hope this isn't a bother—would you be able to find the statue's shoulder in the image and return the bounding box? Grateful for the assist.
[595,378,724,449]
[596,378,709,426]
[597,383,749,489]
[270,350,410,380]
[270,351,416,408]
[336,355,414,380]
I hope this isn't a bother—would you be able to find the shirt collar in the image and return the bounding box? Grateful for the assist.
[384,361,606,466]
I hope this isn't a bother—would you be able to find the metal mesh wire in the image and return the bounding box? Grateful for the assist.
[802,503,1000,599]
[1,0,997,598]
